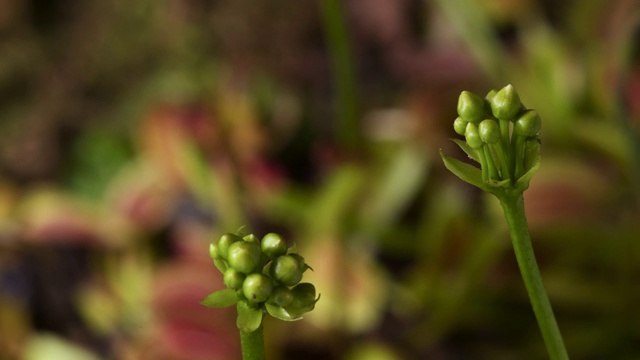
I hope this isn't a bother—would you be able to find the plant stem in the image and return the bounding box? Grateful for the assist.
[499,192,569,360]
[318,0,361,150]
[240,325,265,360]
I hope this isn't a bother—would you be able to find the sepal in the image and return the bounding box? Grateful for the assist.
[515,154,541,192]
[237,300,263,332]
[265,303,302,322]
[440,150,488,191]
[201,288,240,308]
[452,139,480,163]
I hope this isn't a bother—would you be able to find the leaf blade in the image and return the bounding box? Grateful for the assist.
[440,150,488,191]
[452,139,480,163]
[200,289,239,308]
[237,300,263,332]
[265,303,302,322]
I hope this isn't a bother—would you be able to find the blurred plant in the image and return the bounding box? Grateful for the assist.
[202,231,319,360]
[441,84,568,359]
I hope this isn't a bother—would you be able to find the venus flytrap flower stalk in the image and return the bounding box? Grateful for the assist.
[441,84,569,360]
[202,231,319,360]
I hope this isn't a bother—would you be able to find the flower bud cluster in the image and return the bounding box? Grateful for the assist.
[209,232,318,320]
[453,84,541,185]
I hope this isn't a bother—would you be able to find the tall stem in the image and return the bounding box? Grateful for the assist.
[499,192,569,360]
[318,0,361,150]
[240,325,265,360]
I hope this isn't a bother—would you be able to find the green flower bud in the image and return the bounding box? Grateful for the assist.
[464,123,483,149]
[484,89,498,113]
[514,109,541,137]
[453,117,468,135]
[217,233,242,260]
[268,285,294,307]
[270,255,303,286]
[261,233,287,259]
[243,234,260,244]
[479,119,500,144]
[288,253,311,272]
[209,242,221,260]
[242,273,273,303]
[228,241,262,274]
[490,84,521,120]
[457,91,485,123]
[223,268,246,290]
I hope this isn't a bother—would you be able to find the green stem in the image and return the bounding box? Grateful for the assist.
[240,325,265,360]
[513,135,525,180]
[476,148,489,182]
[483,145,499,180]
[318,0,361,150]
[499,192,569,360]
[499,119,514,180]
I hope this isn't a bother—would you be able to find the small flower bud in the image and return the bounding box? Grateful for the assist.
[484,89,497,113]
[243,234,260,244]
[242,273,273,303]
[217,233,242,260]
[261,233,287,259]
[457,91,485,123]
[228,241,262,274]
[453,117,468,135]
[271,255,303,286]
[209,242,221,260]
[464,123,483,149]
[491,84,521,120]
[224,268,246,290]
[479,119,500,144]
[514,109,541,137]
[288,253,311,272]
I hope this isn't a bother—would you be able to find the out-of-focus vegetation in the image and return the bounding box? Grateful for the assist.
[0,0,639,359]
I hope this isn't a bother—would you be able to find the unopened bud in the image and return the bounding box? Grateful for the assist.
[479,119,500,144]
[514,109,541,137]
[465,123,483,149]
[457,91,485,123]
[453,117,468,135]
[490,84,521,120]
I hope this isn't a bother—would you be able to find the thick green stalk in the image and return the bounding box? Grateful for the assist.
[240,326,265,360]
[499,192,569,360]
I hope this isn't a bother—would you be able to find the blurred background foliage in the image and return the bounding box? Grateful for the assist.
[0,0,640,359]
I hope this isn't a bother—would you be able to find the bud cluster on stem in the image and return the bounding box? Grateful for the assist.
[203,232,319,330]
[451,84,541,191]
[440,85,569,360]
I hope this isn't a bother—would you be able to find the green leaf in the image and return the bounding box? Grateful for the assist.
[440,150,488,191]
[452,139,480,162]
[265,303,302,322]
[284,294,321,319]
[237,300,263,332]
[200,289,239,308]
